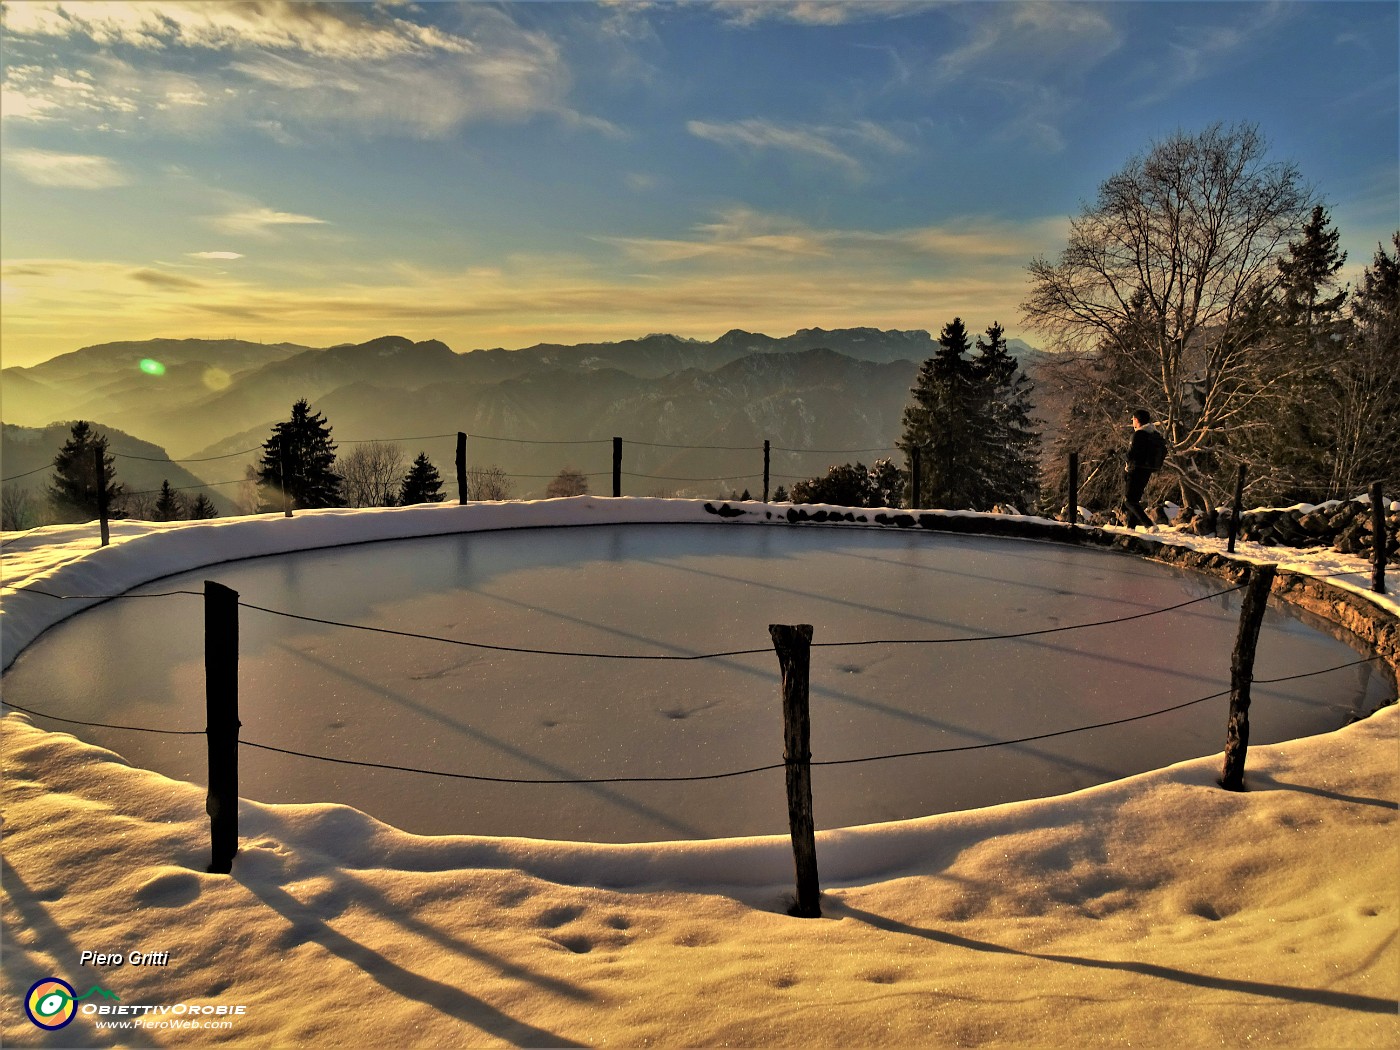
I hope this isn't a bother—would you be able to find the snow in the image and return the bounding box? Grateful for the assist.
[3,499,1397,1046]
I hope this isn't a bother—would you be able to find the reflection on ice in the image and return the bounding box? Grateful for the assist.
[4,524,1391,842]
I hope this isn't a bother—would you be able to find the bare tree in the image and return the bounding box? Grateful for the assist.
[545,466,589,498]
[339,441,406,507]
[1023,123,1312,507]
[2,486,39,531]
[233,462,262,516]
[466,464,514,501]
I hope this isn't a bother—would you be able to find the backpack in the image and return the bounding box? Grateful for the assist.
[1146,430,1168,471]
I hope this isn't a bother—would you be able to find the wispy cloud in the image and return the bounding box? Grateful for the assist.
[0,1,474,60]
[0,2,609,140]
[208,205,328,238]
[188,251,245,260]
[4,147,128,188]
[687,118,910,178]
[603,208,1064,267]
[1132,1,1290,107]
[129,268,205,290]
[933,2,1122,153]
[714,2,930,28]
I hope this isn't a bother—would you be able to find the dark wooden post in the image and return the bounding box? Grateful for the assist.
[456,432,469,505]
[279,445,292,518]
[1067,451,1079,532]
[763,440,771,504]
[1227,464,1246,554]
[910,447,922,509]
[93,447,110,547]
[1219,563,1277,792]
[612,437,622,498]
[1371,481,1387,595]
[205,581,240,873]
[769,624,820,918]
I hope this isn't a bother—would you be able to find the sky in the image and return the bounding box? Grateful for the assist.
[1,0,1397,370]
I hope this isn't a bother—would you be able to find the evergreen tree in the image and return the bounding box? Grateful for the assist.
[153,480,184,521]
[48,421,123,523]
[772,485,789,502]
[898,317,980,509]
[399,452,446,504]
[898,318,1039,511]
[256,400,344,511]
[971,323,1041,510]
[1328,232,1400,495]
[188,493,219,519]
[790,459,906,508]
[1277,204,1347,333]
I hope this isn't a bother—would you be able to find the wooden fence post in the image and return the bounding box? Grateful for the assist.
[769,624,820,918]
[205,581,240,873]
[93,447,110,547]
[456,432,469,505]
[1067,451,1079,533]
[1371,481,1387,595]
[1227,465,1246,554]
[612,437,622,498]
[1219,563,1277,792]
[910,447,921,510]
[763,440,771,504]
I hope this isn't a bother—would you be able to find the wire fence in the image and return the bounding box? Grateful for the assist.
[2,428,904,504]
[3,579,1386,787]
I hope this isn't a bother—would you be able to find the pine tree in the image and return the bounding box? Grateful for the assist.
[971,323,1041,510]
[790,459,906,508]
[188,493,219,519]
[48,421,123,523]
[898,317,981,509]
[399,452,446,505]
[153,480,184,521]
[1328,232,1400,495]
[1277,204,1347,333]
[256,400,344,511]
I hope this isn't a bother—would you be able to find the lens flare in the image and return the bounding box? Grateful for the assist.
[139,358,166,376]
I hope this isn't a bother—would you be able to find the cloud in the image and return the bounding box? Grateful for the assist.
[1132,2,1291,107]
[713,2,930,28]
[687,118,911,178]
[603,208,1065,268]
[129,268,204,290]
[0,1,474,59]
[4,147,128,187]
[208,205,329,238]
[188,251,245,260]
[0,2,610,140]
[926,3,1121,154]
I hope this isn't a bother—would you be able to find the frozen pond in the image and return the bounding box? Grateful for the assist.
[4,523,1392,842]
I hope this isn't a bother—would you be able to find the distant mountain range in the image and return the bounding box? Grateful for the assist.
[2,328,1053,502]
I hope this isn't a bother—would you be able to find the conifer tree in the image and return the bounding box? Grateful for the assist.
[971,323,1041,510]
[48,421,123,523]
[1277,204,1347,334]
[153,480,184,521]
[188,493,219,519]
[898,317,980,509]
[399,452,446,505]
[256,400,344,511]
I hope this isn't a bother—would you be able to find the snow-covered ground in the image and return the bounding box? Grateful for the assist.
[3,498,1397,1047]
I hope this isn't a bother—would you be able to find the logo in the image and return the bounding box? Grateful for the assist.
[24,978,119,1030]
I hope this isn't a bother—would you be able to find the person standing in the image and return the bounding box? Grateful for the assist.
[1123,409,1166,528]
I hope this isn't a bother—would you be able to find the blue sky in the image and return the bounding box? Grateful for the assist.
[1,0,1396,367]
